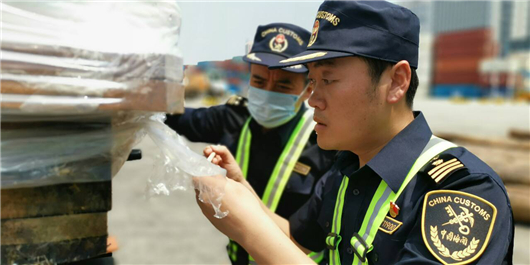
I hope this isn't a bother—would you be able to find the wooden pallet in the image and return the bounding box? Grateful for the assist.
[1,182,112,264]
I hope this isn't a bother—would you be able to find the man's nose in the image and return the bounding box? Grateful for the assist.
[308,84,325,110]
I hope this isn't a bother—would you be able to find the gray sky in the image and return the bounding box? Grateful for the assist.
[178,1,322,65]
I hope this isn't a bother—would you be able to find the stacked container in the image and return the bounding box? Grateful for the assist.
[432,28,498,98]
[416,34,434,99]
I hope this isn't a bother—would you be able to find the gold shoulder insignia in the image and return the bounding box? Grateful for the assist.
[421,154,467,184]
[226,95,247,107]
[421,190,497,265]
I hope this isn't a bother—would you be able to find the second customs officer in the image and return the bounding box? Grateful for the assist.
[165,23,336,264]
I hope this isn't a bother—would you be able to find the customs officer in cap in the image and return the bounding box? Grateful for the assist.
[166,23,336,264]
[195,1,514,264]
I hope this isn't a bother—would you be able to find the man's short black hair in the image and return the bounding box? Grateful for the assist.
[359,57,419,109]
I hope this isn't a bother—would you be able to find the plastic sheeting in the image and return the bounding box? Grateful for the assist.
[1,2,184,114]
[0,2,227,219]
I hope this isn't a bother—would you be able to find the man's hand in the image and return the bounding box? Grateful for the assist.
[204,145,244,183]
[193,176,264,243]
[193,176,314,264]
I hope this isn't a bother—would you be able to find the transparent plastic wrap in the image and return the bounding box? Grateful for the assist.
[1,113,229,218]
[144,114,228,219]
[1,2,228,263]
[1,2,184,114]
[1,112,144,188]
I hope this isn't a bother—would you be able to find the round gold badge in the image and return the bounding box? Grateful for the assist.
[308,20,320,47]
[269,34,288,53]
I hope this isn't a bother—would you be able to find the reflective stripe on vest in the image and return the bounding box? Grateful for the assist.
[233,109,321,264]
[326,135,457,265]
[327,176,349,265]
[236,109,316,211]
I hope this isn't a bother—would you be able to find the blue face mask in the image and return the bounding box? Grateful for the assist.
[247,85,304,128]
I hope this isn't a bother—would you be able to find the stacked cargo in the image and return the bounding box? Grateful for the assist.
[1,2,184,263]
[416,34,434,99]
[511,53,530,100]
[432,28,498,98]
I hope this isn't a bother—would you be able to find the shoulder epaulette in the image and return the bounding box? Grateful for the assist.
[421,153,467,185]
[226,95,247,107]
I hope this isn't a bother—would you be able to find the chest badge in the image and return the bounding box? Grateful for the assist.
[379,216,403,235]
[389,201,400,218]
[421,190,497,265]
[293,161,311,176]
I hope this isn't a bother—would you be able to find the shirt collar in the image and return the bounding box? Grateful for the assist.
[366,111,432,192]
[249,104,307,146]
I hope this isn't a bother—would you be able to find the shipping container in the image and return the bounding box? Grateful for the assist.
[434,72,481,85]
[435,42,497,58]
[432,84,484,98]
[435,58,483,73]
[435,28,492,44]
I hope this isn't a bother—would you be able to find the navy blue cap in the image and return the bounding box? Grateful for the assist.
[243,23,311,73]
[270,1,420,69]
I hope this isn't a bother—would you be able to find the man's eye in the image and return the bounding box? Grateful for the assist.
[308,79,315,84]
[323,79,333,85]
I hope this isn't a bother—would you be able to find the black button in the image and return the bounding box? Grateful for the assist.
[287,184,291,189]
[373,253,379,262]
[325,221,330,228]
[347,247,353,254]
[353,189,360,195]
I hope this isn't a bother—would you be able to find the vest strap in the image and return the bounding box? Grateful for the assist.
[328,176,349,264]
[234,109,318,264]
[350,135,457,265]
[326,135,457,265]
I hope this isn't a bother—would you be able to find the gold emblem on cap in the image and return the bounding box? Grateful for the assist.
[246,53,262,62]
[279,52,328,64]
[286,64,303,69]
[308,20,319,47]
[270,34,288,53]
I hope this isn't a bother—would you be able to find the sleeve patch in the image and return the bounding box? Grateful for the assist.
[421,190,497,265]
[421,154,467,184]
[226,95,247,107]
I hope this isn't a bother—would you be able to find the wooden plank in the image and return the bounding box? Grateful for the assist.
[1,235,107,264]
[0,79,184,113]
[1,181,111,219]
[436,132,530,151]
[510,128,530,141]
[444,139,530,186]
[1,212,107,245]
[506,184,530,224]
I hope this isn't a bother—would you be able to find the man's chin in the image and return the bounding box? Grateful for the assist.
[316,137,335,151]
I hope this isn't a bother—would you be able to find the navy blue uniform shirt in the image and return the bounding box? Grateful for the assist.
[290,112,514,264]
[165,98,337,264]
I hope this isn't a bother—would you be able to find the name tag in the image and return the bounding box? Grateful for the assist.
[378,216,402,235]
[293,162,311,176]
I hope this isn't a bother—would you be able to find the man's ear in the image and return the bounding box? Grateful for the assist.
[387,60,411,104]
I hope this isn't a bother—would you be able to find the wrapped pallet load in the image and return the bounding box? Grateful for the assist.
[0,2,186,263]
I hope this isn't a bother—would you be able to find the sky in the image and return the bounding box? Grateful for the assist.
[178,1,322,65]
